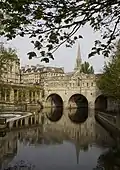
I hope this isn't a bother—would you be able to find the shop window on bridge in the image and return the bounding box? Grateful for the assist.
[91,82,93,86]
[87,83,89,87]
[77,78,81,86]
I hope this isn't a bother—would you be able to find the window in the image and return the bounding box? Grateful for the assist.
[77,78,80,86]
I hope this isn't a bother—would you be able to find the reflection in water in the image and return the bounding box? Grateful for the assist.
[68,107,88,124]
[0,131,6,137]
[0,131,18,170]
[94,146,120,170]
[45,107,63,122]
[0,108,117,170]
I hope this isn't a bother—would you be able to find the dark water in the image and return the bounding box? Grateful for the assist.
[0,108,116,170]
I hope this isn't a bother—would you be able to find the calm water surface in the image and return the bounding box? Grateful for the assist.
[0,108,115,170]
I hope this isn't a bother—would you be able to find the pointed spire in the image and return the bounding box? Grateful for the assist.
[75,131,81,164]
[77,43,81,61]
[74,43,82,71]
[75,143,80,164]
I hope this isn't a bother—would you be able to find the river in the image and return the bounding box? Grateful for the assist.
[0,108,117,170]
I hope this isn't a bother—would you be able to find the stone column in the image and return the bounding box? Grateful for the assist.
[88,101,95,109]
[22,89,26,102]
[10,88,14,103]
[4,89,7,103]
[33,91,36,103]
[36,90,40,101]
[0,87,1,102]
[16,90,19,102]
[26,90,30,103]
[31,91,33,103]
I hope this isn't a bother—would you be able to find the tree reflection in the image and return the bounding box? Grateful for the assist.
[94,146,120,170]
[3,160,35,170]
[46,107,63,122]
[68,107,88,124]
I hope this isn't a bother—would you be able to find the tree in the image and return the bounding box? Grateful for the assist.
[97,40,120,100]
[0,43,18,80]
[0,0,120,62]
[94,146,120,170]
[80,61,94,74]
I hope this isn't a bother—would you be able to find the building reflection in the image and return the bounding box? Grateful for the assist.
[68,107,88,124]
[45,107,63,122]
[0,108,115,167]
[0,131,18,169]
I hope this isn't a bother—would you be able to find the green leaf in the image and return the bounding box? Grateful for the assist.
[41,58,49,63]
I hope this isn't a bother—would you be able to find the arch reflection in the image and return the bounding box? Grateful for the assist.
[68,94,88,108]
[68,108,88,124]
[46,93,63,107]
[95,95,107,111]
[46,107,63,122]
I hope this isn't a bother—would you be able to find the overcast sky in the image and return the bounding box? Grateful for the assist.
[2,24,106,73]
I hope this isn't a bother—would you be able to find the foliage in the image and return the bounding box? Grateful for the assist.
[0,43,18,80]
[0,0,120,62]
[97,40,120,100]
[94,146,120,170]
[80,61,94,74]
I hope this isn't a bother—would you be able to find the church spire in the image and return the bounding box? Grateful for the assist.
[75,131,81,164]
[74,43,82,71]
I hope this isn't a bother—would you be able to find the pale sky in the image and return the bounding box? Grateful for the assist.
[2,24,106,73]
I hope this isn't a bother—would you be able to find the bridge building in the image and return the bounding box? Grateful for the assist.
[42,44,106,110]
[0,44,113,111]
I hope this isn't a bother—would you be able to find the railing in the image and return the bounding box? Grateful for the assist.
[95,113,120,142]
[97,111,116,124]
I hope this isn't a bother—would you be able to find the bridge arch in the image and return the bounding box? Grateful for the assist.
[95,94,107,111]
[68,94,88,108]
[68,108,88,124]
[46,107,63,122]
[46,93,63,107]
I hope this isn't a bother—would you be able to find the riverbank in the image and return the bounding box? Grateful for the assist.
[95,112,120,142]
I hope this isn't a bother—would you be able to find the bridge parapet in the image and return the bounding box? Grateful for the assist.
[43,85,102,109]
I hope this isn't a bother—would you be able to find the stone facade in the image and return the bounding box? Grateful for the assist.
[0,82,43,111]
[42,45,101,109]
[2,57,20,84]
[20,64,64,85]
[0,56,43,110]
[0,44,105,110]
[43,72,101,108]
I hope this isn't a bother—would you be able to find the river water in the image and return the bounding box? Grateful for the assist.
[0,108,116,170]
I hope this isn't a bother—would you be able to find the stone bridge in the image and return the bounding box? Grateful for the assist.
[42,74,108,110]
[44,86,101,109]
[40,43,114,111]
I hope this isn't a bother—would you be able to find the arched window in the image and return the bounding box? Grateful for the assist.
[77,77,81,86]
